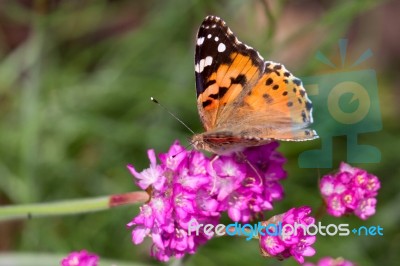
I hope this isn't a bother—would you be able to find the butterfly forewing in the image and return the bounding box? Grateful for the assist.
[195,16,265,131]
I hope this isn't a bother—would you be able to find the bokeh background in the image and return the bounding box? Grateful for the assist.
[0,0,399,265]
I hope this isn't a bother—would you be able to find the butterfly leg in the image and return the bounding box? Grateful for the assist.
[236,151,264,187]
[208,155,220,195]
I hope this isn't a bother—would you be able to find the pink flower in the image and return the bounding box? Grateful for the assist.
[210,156,246,201]
[127,149,165,191]
[320,162,380,220]
[61,250,98,266]
[259,206,316,264]
[354,198,377,219]
[219,142,287,222]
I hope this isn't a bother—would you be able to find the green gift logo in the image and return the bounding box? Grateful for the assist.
[299,39,382,168]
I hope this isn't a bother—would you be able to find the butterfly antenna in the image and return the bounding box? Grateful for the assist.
[171,142,194,158]
[150,97,195,134]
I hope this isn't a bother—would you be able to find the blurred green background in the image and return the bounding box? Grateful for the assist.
[0,0,399,265]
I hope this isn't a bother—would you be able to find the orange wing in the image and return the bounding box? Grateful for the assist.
[216,62,318,141]
[195,16,264,131]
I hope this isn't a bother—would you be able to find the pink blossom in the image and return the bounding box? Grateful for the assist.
[320,162,380,220]
[61,250,98,266]
[259,206,316,264]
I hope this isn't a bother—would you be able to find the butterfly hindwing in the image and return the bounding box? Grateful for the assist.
[195,16,264,131]
[228,61,318,141]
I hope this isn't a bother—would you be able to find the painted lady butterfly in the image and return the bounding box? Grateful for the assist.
[191,16,318,154]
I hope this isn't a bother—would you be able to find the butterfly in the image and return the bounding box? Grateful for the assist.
[191,16,318,154]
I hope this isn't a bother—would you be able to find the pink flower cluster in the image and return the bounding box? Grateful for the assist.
[61,250,98,266]
[212,143,286,222]
[259,206,316,264]
[127,141,287,261]
[320,162,380,220]
[127,144,220,261]
[304,256,355,266]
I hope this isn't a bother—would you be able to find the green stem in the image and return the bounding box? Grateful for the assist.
[260,0,276,46]
[0,191,149,222]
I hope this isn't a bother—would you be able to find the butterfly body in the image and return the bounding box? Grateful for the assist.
[192,131,271,155]
[193,16,318,154]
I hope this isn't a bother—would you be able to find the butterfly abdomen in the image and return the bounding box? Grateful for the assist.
[191,130,272,154]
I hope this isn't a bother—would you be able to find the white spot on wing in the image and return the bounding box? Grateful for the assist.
[199,57,205,73]
[207,34,212,39]
[197,37,205,45]
[195,56,213,73]
[204,56,213,66]
[214,37,219,42]
[218,43,226,52]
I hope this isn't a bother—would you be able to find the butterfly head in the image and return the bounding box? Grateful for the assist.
[190,134,230,154]
[190,134,208,152]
